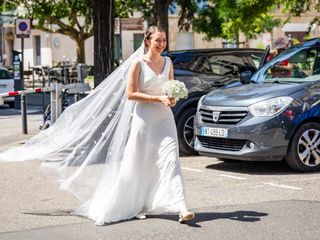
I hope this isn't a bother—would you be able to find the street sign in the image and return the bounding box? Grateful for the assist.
[15,19,31,38]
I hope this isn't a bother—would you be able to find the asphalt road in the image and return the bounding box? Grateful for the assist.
[1,106,320,240]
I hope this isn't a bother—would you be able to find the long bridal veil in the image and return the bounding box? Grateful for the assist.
[0,45,144,202]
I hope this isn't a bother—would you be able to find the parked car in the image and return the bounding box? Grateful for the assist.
[194,38,320,172]
[162,48,265,155]
[0,67,14,108]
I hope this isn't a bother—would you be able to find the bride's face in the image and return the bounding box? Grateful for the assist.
[147,31,167,53]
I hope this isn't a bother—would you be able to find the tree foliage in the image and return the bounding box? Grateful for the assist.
[281,0,320,27]
[1,0,94,63]
[125,0,198,50]
[193,0,280,44]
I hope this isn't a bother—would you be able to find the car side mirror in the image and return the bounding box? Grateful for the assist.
[240,71,252,84]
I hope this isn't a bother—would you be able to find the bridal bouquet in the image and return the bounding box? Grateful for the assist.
[162,80,188,101]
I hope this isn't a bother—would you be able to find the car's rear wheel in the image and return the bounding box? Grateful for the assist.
[285,122,320,172]
[177,108,198,156]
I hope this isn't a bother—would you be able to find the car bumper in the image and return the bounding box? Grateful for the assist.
[194,112,294,161]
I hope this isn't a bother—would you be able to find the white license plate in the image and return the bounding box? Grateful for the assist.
[200,127,228,138]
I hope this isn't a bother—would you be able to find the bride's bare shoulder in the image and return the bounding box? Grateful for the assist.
[129,58,142,73]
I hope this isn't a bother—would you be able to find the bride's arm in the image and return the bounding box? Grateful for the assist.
[169,60,174,80]
[126,60,173,106]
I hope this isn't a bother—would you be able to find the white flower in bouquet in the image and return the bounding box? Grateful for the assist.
[162,80,188,101]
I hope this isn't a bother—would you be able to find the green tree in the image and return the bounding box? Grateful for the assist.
[1,0,94,63]
[128,0,198,50]
[193,0,280,46]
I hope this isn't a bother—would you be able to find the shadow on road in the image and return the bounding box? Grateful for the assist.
[148,210,268,227]
[205,160,312,176]
[22,209,268,228]
[22,209,74,217]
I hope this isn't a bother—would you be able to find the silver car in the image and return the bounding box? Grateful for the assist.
[0,68,14,108]
[194,38,320,172]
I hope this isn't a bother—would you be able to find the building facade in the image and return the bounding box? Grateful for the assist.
[1,7,320,70]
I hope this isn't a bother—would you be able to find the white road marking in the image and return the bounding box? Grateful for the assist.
[181,167,204,173]
[219,174,247,180]
[264,182,302,190]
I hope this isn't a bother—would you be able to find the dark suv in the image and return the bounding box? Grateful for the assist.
[194,38,320,172]
[163,48,265,155]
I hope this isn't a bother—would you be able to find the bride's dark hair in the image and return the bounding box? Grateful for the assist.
[144,26,165,47]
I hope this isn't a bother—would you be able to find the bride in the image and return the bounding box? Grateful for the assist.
[0,26,194,225]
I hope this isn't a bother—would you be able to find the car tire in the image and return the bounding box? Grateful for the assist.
[177,107,198,156]
[285,122,320,172]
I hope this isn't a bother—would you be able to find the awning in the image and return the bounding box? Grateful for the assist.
[282,23,310,32]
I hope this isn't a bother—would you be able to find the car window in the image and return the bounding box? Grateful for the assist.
[0,69,12,79]
[247,53,263,69]
[171,54,201,71]
[208,55,246,77]
[265,47,320,82]
[194,57,211,73]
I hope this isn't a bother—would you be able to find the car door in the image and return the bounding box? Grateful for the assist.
[307,47,320,108]
[205,53,255,89]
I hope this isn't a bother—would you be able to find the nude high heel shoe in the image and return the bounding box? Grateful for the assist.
[178,211,195,223]
[135,211,147,220]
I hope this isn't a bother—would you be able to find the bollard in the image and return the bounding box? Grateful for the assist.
[48,67,51,87]
[32,67,35,89]
[77,64,87,83]
[74,92,80,102]
[63,62,68,85]
[21,94,28,134]
[50,83,62,123]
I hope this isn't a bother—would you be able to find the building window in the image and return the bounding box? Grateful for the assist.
[176,32,193,50]
[169,2,178,15]
[34,35,41,66]
[134,34,144,51]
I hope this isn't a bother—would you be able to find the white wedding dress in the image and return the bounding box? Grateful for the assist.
[76,56,187,225]
[0,46,188,225]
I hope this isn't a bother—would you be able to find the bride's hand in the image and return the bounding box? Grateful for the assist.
[159,96,176,107]
[168,97,176,107]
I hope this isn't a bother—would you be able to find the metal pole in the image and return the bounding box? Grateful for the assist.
[48,67,51,86]
[32,67,35,89]
[50,83,62,123]
[63,62,68,84]
[42,67,46,113]
[21,38,24,89]
[74,93,79,102]
[21,94,28,134]
[119,17,122,61]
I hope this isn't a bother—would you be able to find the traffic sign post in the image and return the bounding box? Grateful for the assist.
[15,19,31,109]
[15,19,31,38]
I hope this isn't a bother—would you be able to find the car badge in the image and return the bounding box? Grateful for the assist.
[212,112,220,122]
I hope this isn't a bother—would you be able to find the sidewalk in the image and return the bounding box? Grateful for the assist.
[0,107,86,235]
[0,106,43,151]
